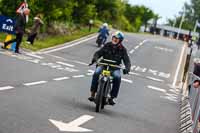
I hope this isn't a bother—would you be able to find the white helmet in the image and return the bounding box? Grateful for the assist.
[103,23,108,28]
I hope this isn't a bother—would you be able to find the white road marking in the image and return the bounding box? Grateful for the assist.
[86,73,93,76]
[146,76,164,82]
[169,89,179,94]
[24,52,44,59]
[74,61,88,66]
[147,85,166,93]
[160,96,178,102]
[53,77,70,81]
[47,63,54,65]
[64,67,79,72]
[134,45,140,49]
[139,42,143,46]
[135,66,147,73]
[148,69,158,76]
[169,88,180,93]
[169,82,182,89]
[0,86,14,91]
[41,63,49,66]
[129,40,147,54]
[129,49,135,54]
[44,54,89,66]
[27,59,40,64]
[129,72,141,76]
[165,93,178,98]
[42,35,97,54]
[56,61,75,67]
[131,65,137,70]
[51,65,62,68]
[155,46,174,52]
[14,54,32,60]
[49,115,94,132]
[24,81,47,86]
[88,70,94,73]
[131,66,170,79]
[158,72,171,79]
[172,44,186,87]
[56,67,64,70]
[45,53,67,60]
[73,75,85,78]
[122,78,133,83]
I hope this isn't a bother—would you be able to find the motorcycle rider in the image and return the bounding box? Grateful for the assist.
[89,31,131,105]
[97,23,109,45]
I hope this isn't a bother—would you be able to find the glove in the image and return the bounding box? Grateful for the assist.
[123,69,129,75]
[89,58,96,66]
[92,58,97,64]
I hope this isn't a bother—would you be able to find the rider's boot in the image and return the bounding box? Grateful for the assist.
[108,97,116,105]
[88,91,95,102]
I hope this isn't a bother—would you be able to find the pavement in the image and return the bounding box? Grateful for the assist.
[0,33,187,133]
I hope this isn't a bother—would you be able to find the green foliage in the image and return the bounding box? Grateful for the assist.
[124,4,155,32]
[115,15,134,32]
[20,27,98,51]
[0,0,157,32]
[166,0,200,31]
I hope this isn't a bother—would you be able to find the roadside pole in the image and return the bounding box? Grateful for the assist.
[177,8,185,40]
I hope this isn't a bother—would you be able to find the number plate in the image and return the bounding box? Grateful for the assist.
[102,70,111,76]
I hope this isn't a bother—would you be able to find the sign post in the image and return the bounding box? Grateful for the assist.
[0,15,16,51]
[0,15,16,34]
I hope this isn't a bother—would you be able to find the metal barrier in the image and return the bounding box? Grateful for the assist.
[180,73,200,133]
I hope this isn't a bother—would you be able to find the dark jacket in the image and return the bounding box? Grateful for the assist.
[93,42,131,71]
[98,27,109,38]
[14,13,26,34]
[30,17,43,35]
[193,63,200,77]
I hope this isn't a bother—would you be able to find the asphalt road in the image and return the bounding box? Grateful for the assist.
[0,33,186,133]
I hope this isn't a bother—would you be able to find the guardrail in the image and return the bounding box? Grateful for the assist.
[180,73,200,133]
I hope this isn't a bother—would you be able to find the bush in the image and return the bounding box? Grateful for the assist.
[115,15,134,32]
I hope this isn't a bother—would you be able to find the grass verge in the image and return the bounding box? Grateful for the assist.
[0,27,98,51]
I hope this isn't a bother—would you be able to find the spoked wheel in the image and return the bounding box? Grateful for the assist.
[95,81,105,112]
[98,42,101,47]
[101,97,106,109]
[96,36,103,47]
[95,93,102,112]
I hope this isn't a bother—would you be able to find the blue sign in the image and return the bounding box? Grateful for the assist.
[0,15,16,34]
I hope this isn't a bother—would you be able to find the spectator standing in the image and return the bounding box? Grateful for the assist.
[2,8,30,53]
[26,14,43,45]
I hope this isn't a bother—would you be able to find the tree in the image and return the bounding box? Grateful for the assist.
[0,0,157,33]
[166,0,200,31]
[73,0,96,24]
[0,0,22,17]
[124,4,155,32]
[141,6,154,32]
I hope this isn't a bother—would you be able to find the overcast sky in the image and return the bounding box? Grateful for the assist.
[129,0,190,24]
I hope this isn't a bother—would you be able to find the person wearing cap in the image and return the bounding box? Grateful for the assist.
[88,31,131,105]
[2,8,30,53]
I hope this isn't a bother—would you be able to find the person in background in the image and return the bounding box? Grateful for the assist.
[98,23,109,45]
[196,36,200,50]
[2,8,30,53]
[193,59,200,77]
[188,80,200,95]
[26,14,43,45]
